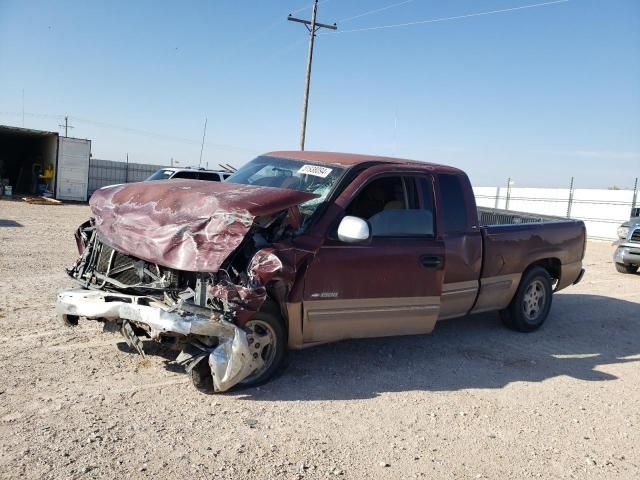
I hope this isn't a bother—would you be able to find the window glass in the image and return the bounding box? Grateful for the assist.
[227,156,345,226]
[198,172,221,182]
[405,177,419,209]
[172,171,200,180]
[417,177,434,213]
[346,176,434,237]
[146,169,174,181]
[368,210,434,236]
[439,174,468,233]
[346,176,405,220]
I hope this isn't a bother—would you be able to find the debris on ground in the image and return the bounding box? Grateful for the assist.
[21,196,63,205]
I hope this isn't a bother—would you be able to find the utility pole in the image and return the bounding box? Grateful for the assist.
[58,116,74,137]
[505,177,514,210]
[566,176,575,218]
[198,118,208,168]
[288,1,336,150]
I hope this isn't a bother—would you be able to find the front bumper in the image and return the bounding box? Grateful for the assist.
[58,288,224,338]
[56,288,260,391]
[613,244,640,266]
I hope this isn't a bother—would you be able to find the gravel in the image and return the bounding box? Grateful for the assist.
[0,199,639,479]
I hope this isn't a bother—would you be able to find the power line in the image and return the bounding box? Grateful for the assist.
[293,0,331,15]
[324,0,570,34]
[218,1,331,63]
[258,37,309,66]
[337,0,416,24]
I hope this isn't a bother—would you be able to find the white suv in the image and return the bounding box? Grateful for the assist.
[146,167,231,182]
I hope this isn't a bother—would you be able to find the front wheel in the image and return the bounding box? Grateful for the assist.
[500,266,553,332]
[239,312,287,388]
[615,263,638,274]
[189,310,287,393]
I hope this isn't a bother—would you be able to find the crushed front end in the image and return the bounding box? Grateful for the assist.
[59,222,284,392]
[56,179,317,392]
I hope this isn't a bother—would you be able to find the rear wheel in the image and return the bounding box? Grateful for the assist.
[615,263,638,274]
[500,266,553,332]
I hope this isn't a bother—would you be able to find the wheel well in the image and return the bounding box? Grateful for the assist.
[527,258,561,282]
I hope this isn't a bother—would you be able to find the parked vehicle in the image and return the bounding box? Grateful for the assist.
[57,151,586,392]
[146,167,232,182]
[613,215,640,274]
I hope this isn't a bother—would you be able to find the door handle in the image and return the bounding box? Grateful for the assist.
[420,255,443,269]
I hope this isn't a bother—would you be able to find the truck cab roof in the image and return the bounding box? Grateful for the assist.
[265,150,464,174]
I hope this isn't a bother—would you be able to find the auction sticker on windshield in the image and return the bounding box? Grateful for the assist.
[297,165,333,178]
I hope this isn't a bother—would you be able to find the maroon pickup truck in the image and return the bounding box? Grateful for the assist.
[57,151,586,392]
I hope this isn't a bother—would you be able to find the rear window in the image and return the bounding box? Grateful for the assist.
[438,174,469,233]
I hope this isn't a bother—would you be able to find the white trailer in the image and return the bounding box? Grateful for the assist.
[0,125,91,202]
[55,136,91,201]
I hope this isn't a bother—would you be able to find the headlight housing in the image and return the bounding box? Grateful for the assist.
[617,226,629,239]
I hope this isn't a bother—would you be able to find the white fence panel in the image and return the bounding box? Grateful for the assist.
[473,186,637,240]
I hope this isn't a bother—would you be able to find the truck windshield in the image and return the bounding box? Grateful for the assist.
[146,169,175,181]
[227,156,344,223]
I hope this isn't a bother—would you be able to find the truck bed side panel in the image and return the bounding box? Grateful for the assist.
[472,221,585,313]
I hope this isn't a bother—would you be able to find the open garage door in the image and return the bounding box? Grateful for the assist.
[56,137,91,201]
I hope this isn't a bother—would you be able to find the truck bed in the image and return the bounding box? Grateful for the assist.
[475,208,586,313]
[478,207,565,226]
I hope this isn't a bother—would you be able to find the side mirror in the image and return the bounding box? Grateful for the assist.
[337,216,370,243]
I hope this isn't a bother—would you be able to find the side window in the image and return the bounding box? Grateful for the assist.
[172,171,200,180]
[346,176,406,219]
[345,176,434,237]
[199,172,221,182]
[438,174,469,233]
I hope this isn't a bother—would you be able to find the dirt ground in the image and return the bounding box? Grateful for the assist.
[0,199,638,480]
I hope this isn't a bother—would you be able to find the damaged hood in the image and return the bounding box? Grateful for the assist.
[89,180,317,272]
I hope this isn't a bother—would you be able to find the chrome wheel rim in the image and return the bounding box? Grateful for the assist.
[242,319,277,383]
[522,279,546,322]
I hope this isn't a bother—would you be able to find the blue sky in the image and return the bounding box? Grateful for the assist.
[0,0,638,188]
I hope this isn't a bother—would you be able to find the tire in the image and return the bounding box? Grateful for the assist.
[189,310,287,393]
[615,263,638,274]
[500,266,553,332]
[190,358,214,394]
[239,311,287,388]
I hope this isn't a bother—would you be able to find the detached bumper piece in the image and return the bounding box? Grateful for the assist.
[56,288,263,392]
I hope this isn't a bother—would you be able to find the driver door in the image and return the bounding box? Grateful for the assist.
[302,173,444,343]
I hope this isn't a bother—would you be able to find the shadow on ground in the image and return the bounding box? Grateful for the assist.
[232,293,640,401]
[0,219,23,227]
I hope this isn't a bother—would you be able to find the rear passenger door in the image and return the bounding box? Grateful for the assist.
[302,173,445,343]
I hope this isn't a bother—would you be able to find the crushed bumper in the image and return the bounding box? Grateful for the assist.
[56,288,261,392]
